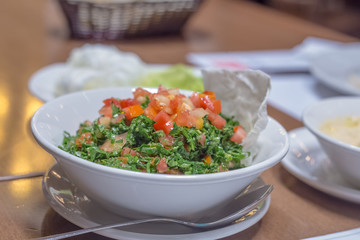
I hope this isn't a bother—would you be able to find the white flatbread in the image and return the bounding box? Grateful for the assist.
[202,69,271,160]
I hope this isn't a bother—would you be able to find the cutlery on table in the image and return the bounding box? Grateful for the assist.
[0,172,45,182]
[33,184,273,240]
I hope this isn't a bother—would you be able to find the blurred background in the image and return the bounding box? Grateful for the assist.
[248,0,360,38]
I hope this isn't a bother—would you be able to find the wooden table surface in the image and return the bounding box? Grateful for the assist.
[0,0,359,239]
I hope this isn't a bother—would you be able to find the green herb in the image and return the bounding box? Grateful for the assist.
[60,113,249,174]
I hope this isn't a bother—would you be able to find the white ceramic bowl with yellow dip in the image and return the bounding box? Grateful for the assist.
[303,97,360,188]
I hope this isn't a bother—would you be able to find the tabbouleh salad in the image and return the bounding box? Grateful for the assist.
[60,86,250,174]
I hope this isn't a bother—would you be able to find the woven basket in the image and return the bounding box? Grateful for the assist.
[57,0,204,39]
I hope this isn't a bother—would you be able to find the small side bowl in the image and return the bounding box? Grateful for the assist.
[31,87,289,220]
[303,97,360,188]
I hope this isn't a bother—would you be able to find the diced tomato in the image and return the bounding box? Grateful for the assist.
[149,94,170,113]
[121,147,137,156]
[97,116,111,128]
[212,99,221,114]
[123,104,144,120]
[174,108,205,129]
[198,133,206,146]
[156,157,168,173]
[119,98,139,108]
[144,105,158,120]
[118,157,128,166]
[204,155,212,164]
[157,85,170,95]
[101,133,127,152]
[202,91,216,98]
[190,92,201,108]
[190,108,206,118]
[207,112,226,129]
[195,117,204,130]
[98,105,113,117]
[199,95,213,109]
[168,88,181,96]
[133,88,152,99]
[177,98,195,113]
[189,108,207,129]
[153,110,174,135]
[159,135,175,149]
[174,110,192,128]
[111,113,125,124]
[75,132,92,148]
[168,95,182,114]
[231,125,247,143]
[103,97,121,107]
[199,95,221,114]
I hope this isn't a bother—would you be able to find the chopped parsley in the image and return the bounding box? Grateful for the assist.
[59,88,250,175]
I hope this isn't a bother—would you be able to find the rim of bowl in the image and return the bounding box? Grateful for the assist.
[302,96,360,153]
[31,87,289,183]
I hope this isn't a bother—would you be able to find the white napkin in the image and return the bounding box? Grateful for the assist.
[187,37,357,121]
[187,37,347,73]
[302,228,360,240]
[268,73,340,120]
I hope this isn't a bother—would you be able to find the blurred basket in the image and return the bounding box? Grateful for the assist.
[57,0,204,39]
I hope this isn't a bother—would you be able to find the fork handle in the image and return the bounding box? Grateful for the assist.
[31,218,185,240]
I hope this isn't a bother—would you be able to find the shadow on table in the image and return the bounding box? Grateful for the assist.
[40,208,110,240]
[278,165,360,221]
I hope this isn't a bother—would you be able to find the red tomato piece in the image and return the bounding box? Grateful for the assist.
[198,133,206,146]
[133,88,152,99]
[199,92,216,101]
[204,155,212,164]
[121,147,137,156]
[156,157,168,173]
[190,92,201,108]
[157,85,170,95]
[153,110,174,135]
[199,95,221,114]
[119,98,139,108]
[103,97,121,107]
[199,95,215,111]
[202,91,216,98]
[174,110,192,128]
[212,99,221,114]
[231,125,247,143]
[169,95,182,114]
[144,105,158,120]
[123,104,144,120]
[159,135,175,149]
[98,105,113,117]
[148,94,170,112]
[97,116,111,128]
[75,132,92,148]
[207,112,226,129]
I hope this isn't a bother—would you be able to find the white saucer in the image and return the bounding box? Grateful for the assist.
[28,63,67,102]
[310,46,360,96]
[28,63,201,102]
[282,127,360,204]
[42,164,270,240]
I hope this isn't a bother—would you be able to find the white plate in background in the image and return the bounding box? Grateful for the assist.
[310,45,360,96]
[28,63,201,102]
[28,63,67,102]
[28,63,163,103]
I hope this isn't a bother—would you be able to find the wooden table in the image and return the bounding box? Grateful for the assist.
[0,0,359,239]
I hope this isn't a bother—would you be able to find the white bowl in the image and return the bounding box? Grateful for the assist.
[31,87,289,220]
[303,97,360,188]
